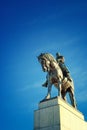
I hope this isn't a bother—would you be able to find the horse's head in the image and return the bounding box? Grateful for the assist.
[37,53,51,72]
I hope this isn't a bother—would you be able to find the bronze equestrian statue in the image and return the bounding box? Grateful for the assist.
[37,53,77,108]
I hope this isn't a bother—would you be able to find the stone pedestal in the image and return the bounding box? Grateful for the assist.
[34,97,87,130]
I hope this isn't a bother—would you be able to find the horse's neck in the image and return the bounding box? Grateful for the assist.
[55,63,63,78]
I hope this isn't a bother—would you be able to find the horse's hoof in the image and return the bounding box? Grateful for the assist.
[40,95,50,103]
[45,94,51,99]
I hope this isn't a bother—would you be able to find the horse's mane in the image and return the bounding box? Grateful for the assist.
[39,53,57,63]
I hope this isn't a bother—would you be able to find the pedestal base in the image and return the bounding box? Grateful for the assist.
[34,97,87,130]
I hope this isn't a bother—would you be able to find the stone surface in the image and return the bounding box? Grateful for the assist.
[34,97,87,130]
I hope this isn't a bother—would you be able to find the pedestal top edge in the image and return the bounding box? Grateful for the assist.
[39,96,84,118]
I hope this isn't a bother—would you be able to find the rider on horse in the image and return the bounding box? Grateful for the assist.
[42,52,72,87]
[56,53,72,82]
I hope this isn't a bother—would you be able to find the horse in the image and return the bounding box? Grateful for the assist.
[37,53,77,108]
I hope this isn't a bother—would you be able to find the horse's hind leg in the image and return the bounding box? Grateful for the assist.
[61,90,67,101]
[69,88,77,108]
[58,79,62,97]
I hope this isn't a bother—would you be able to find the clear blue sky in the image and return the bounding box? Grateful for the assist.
[0,0,87,129]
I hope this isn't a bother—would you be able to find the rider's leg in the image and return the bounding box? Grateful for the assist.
[67,73,72,81]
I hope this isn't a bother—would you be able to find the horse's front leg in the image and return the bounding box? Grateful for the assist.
[45,82,52,99]
[58,79,62,97]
